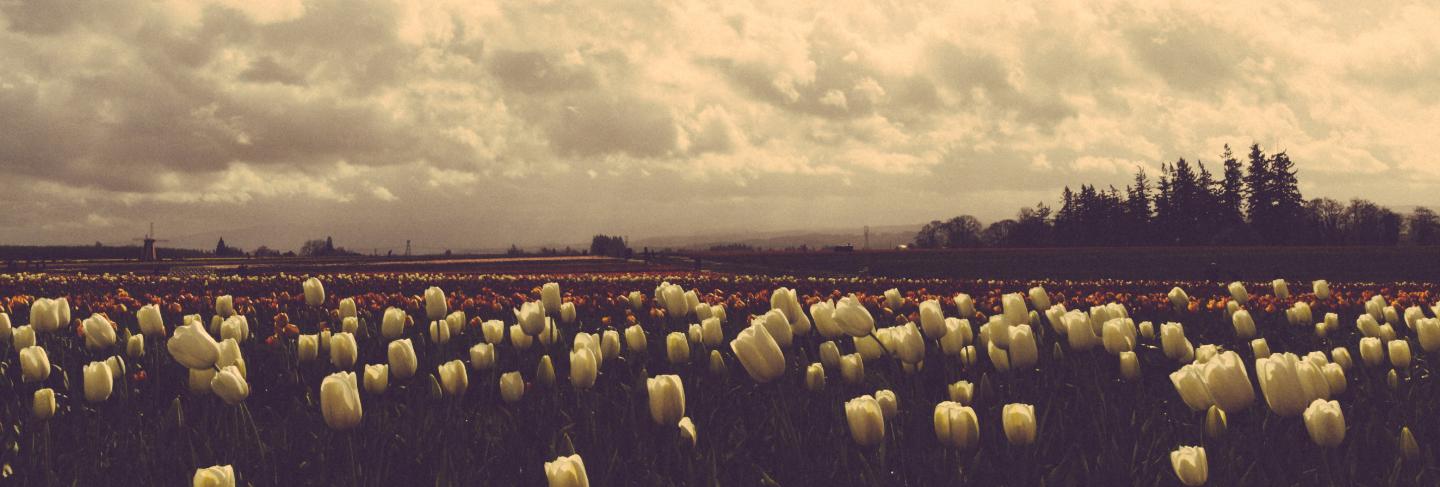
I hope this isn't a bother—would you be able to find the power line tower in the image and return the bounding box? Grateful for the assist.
[863,226,870,250]
[405,240,412,257]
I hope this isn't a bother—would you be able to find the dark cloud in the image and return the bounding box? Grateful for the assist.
[0,0,1434,250]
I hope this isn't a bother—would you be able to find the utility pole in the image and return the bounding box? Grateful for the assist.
[863,226,870,250]
[405,240,412,257]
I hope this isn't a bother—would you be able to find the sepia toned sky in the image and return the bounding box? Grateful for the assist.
[1,0,1437,252]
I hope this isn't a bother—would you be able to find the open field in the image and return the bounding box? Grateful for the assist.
[1,271,1437,485]
[690,247,1440,282]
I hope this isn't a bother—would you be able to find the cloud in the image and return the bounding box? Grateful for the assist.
[1,0,1437,249]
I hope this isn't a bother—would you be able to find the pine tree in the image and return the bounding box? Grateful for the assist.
[1125,167,1152,245]
[1244,144,1272,241]
[1218,145,1245,224]
[1267,151,1304,243]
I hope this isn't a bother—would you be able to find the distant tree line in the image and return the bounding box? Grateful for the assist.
[915,143,1440,248]
[589,235,632,258]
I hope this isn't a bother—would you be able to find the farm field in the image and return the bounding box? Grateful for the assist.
[691,246,1440,282]
[1,271,1437,486]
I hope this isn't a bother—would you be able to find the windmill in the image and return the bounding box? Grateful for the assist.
[133,222,170,262]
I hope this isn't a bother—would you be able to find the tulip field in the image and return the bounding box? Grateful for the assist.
[1,272,1437,486]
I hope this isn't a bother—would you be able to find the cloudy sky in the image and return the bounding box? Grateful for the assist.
[2,0,1437,252]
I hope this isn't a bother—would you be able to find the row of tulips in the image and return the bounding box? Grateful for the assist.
[0,273,1437,485]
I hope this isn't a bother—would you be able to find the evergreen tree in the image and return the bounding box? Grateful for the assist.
[1244,144,1273,242]
[1218,145,1245,224]
[1267,151,1304,243]
[1125,168,1152,245]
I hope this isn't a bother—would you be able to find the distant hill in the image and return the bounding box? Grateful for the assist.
[0,245,208,261]
[633,224,923,251]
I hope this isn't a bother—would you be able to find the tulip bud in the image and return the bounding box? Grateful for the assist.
[873,389,898,419]
[136,304,165,337]
[1388,340,1412,369]
[1226,300,1240,317]
[1413,317,1440,353]
[707,350,726,376]
[1002,403,1037,446]
[811,341,838,370]
[988,341,1011,372]
[444,311,465,338]
[624,324,647,353]
[1379,324,1397,343]
[845,394,885,447]
[212,365,250,405]
[1170,446,1208,486]
[805,363,825,391]
[1170,364,1214,412]
[1330,347,1353,370]
[1388,369,1400,389]
[647,374,686,426]
[1119,351,1140,381]
[214,295,234,318]
[381,307,406,340]
[1125,321,1148,343]
[835,353,864,385]
[1227,281,1248,305]
[84,360,113,403]
[536,355,555,387]
[510,324,534,350]
[500,371,525,403]
[934,401,979,450]
[1400,427,1419,462]
[428,319,451,345]
[1160,322,1194,363]
[544,454,588,487]
[1270,279,1289,299]
[1231,310,1256,339]
[1205,406,1227,439]
[439,360,469,396]
[424,286,448,321]
[1167,287,1190,313]
[363,364,389,395]
[295,334,318,363]
[1359,337,1384,367]
[570,349,598,389]
[81,313,117,351]
[20,345,51,383]
[678,417,697,447]
[812,300,841,338]
[601,329,621,361]
[33,388,55,420]
[1202,351,1255,413]
[959,345,978,367]
[661,332,688,364]
[213,339,243,379]
[1065,313,1100,352]
[193,465,235,487]
[169,321,220,370]
[731,322,786,383]
[1102,319,1136,354]
[1303,399,1345,447]
[13,325,35,352]
[1257,353,1328,416]
[854,334,884,361]
[189,367,215,394]
[121,334,144,359]
[329,332,357,369]
[892,323,925,364]
[834,295,877,337]
[1008,325,1039,369]
[1250,338,1270,359]
[302,277,325,306]
[467,342,496,371]
[1321,363,1346,395]
[321,371,362,430]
